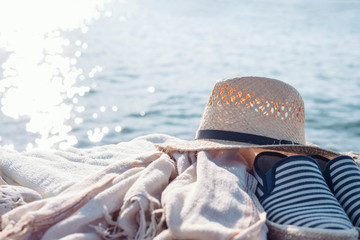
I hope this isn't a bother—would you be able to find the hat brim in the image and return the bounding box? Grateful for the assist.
[155,138,339,158]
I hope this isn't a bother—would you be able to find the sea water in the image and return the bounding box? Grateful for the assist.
[0,0,359,152]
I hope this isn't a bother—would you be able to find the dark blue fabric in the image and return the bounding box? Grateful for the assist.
[196,129,300,145]
[254,153,353,230]
[324,155,360,227]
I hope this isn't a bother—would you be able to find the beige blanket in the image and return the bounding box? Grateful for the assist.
[0,134,267,240]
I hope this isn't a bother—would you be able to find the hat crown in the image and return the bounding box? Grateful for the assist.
[196,76,305,144]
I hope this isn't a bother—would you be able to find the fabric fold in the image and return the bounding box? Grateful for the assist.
[0,134,277,239]
[159,150,267,240]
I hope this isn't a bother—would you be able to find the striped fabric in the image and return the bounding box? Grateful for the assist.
[324,156,360,228]
[253,169,265,198]
[254,154,354,230]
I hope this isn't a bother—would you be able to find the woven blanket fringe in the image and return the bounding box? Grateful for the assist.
[93,194,164,240]
[0,175,117,240]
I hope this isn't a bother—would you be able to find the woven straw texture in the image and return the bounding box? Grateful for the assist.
[266,220,358,240]
[199,76,305,144]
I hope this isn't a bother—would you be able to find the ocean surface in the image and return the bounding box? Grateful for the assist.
[0,0,359,152]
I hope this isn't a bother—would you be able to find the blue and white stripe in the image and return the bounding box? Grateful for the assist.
[325,156,360,228]
[253,170,264,198]
[255,155,353,230]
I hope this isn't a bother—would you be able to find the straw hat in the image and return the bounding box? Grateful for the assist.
[156,76,339,158]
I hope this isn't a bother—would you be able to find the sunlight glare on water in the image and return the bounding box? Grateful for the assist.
[0,0,109,150]
[0,0,359,152]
